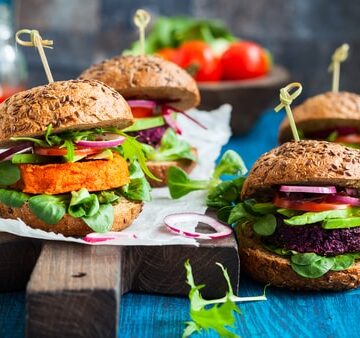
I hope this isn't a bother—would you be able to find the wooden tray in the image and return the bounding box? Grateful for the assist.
[0,228,239,338]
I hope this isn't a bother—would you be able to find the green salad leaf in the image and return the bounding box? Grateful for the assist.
[253,214,277,236]
[82,204,114,233]
[123,116,166,132]
[168,167,209,199]
[68,188,99,218]
[121,161,151,202]
[28,195,67,225]
[331,254,355,271]
[0,189,29,207]
[213,150,247,179]
[183,260,240,338]
[150,128,196,162]
[290,254,335,278]
[323,216,360,229]
[97,191,119,204]
[11,154,50,164]
[0,161,20,185]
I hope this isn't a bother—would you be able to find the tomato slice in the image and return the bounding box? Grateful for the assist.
[273,195,349,212]
[130,106,155,118]
[335,134,360,144]
[34,147,100,156]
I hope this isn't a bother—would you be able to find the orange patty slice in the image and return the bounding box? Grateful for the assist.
[18,153,130,194]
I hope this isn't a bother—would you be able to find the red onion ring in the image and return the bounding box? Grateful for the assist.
[0,142,33,161]
[164,212,232,240]
[326,194,360,207]
[76,136,125,148]
[279,185,337,194]
[127,100,157,110]
[164,104,207,130]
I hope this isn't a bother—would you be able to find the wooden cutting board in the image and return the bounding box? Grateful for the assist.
[0,227,239,338]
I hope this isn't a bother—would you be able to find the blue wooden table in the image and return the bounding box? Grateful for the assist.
[1,110,359,337]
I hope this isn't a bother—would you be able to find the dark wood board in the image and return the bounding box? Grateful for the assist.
[0,230,239,338]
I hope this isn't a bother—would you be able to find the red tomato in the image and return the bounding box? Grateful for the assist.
[221,41,271,80]
[130,106,154,118]
[175,40,222,82]
[335,134,360,144]
[155,48,178,62]
[273,195,349,212]
[35,147,100,156]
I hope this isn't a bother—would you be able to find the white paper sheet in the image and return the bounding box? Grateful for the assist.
[0,104,232,246]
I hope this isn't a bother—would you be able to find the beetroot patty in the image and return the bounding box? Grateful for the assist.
[130,126,168,146]
[264,218,360,256]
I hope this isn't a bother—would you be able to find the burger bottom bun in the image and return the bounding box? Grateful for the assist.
[0,198,143,237]
[237,224,360,291]
[146,150,197,188]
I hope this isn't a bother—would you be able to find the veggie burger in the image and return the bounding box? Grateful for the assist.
[235,140,360,290]
[0,79,151,236]
[79,55,201,187]
[279,91,360,147]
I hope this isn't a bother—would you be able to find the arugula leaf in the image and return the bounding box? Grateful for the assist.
[10,136,48,147]
[284,209,350,226]
[119,133,160,181]
[253,214,277,236]
[68,188,99,218]
[0,161,20,185]
[151,128,196,161]
[0,189,29,207]
[28,195,67,225]
[168,166,209,199]
[184,260,240,338]
[121,161,151,202]
[62,139,75,162]
[82,204,114,233]
[213,150,248,179]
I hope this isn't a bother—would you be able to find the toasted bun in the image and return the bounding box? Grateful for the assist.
[237,224,360,290]
[79,55,200,111]
[147,157,197,188]
[242,140,360,199]
[279,92,360,143]
[0,79,133,147]
[0,198,142,237]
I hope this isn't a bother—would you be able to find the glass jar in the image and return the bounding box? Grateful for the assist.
[0,0,27,102]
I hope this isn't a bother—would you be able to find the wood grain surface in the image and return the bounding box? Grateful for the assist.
[26,243,122,338]
[0,233,41,292]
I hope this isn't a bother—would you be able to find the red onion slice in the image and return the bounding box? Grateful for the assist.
[127,100,157,110]
[164,212,232,240]
[76,136,125,148]
[326,194,360,206]
[279,185,337,194]
[164,104,207,130]
[0,142,33,162]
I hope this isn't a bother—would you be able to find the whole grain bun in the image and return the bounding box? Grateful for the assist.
[279,92,360,143]
[147,157,197,188]
[0,198,142,237]
[236,224,360,290]
[242,140,360,199]
[0,79,133,147]
[79,55,200,111]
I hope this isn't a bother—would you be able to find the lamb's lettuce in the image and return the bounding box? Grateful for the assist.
[0,189,29,207]
[0,161,20,185]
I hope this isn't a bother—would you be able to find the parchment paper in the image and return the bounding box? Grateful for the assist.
[0,104,232,246]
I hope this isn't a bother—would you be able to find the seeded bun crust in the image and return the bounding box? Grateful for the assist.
[0,198,143,237]
[147,157,197,188]
[236,224,360,290]
[279,92,360,143]
[0,79,133,147]
[79,55,200,111]
[241,140,360,199]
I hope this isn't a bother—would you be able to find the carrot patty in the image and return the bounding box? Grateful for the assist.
[17,153,130,194]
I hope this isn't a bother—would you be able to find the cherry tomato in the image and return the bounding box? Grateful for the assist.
[335,134,360,144]
[155,48,178,62]
[273,195,349,212]
[175,40,222,82]
[221,41,271,80]
[35,147,100,157]
[130,106,154,118]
